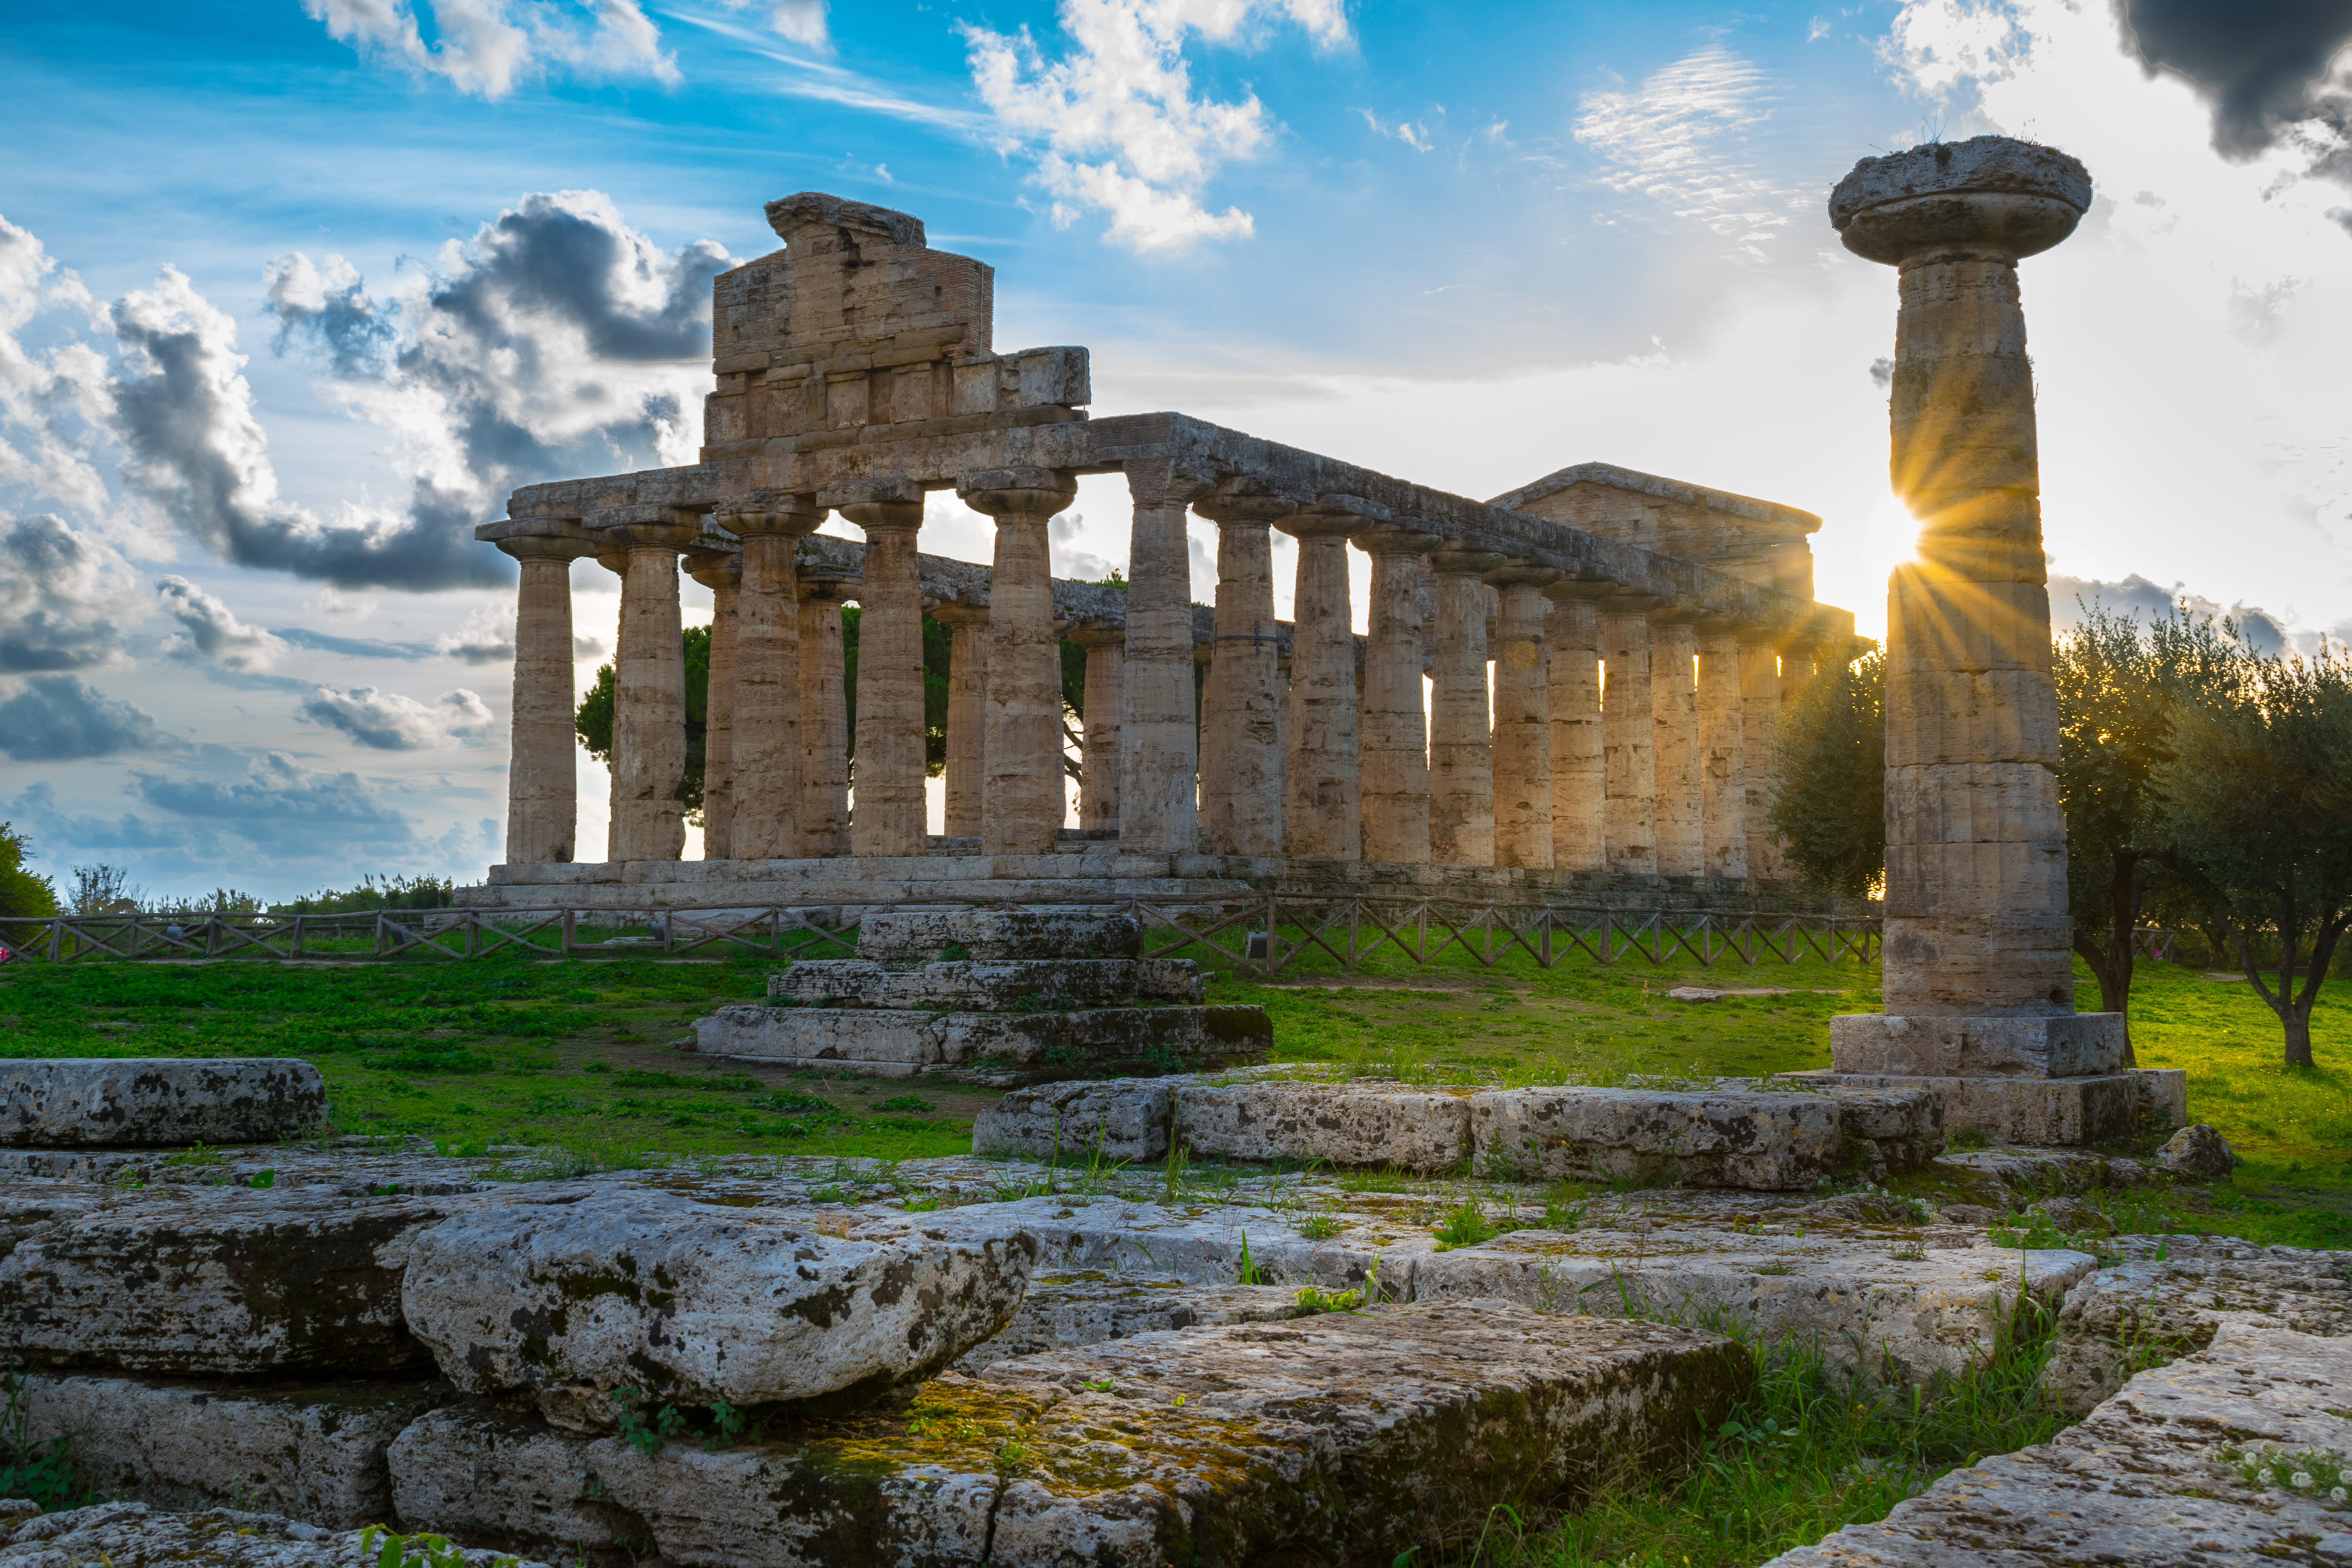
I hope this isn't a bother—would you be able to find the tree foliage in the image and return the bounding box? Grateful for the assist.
[0,823,59,920]
[1766,650,1885,901]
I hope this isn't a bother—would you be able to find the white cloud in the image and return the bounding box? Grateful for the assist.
[299,0,679,99]
[0,514,137,675]
[960,0,1349,249]
[0,214,115,526]
[1358,109,1433,151]
[296,684,495,749]
[717,0,828,49]
[154,576,289,672]
[433,599,517,664]
[1573,45,1802,263]
[1879,0,2030,103]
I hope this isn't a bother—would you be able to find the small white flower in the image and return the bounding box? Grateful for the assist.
[2330,1486,2347,1504]
[2292,1472,2315,1490]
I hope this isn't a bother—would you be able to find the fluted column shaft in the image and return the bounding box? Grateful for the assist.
[1118,461,1214,854]
[1073,624,1125,833]
[1196,492,1290,857]
[1600,605,1657,877]
[797,574,855,856]
[1650,616,1702,878]
[840,492,927,857]
[1543,588,1604,874]
[1489,566,1556,869]
[1698,628,1747,880]
[499,537,594,865]
[961,467,1080,856]
[1427,550,1502,866]
[724,503,820,860]
[594,552,626,860]
[932,601,990,840]
[1280,514,1360,860]
[1740,636,1784,881]
[684,550,740,860]
[610,525,697,863]
[1357,527,1439,864]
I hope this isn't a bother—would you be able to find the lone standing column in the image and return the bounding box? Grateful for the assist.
[1427,548,1505,866]
[495,532,597,865]
[960,466,1080,856]
[797,569,858,857]
[1599,597,1660,878]
[1118,459,1216,854]
[835,481,927,858]
[1488,563,1559,869]
[1194,484,1292,857]
[719,498,824,860]
[931,599,991,840]
[606,512,702,862]
[1739,628,1784,881]
[1827,135,2120,1060]
[1697,623,1746,881]
[1543,582,1608,874]
[1278,503,1364,860]
[683,546,741,860]
[1072,623,1125,834]
[1354,524,1441,863]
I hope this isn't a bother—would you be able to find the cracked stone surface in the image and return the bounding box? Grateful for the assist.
[855,908,1143,962]
[950,1270,1305,1372]
[692,1003,1270,1084]
[0,1059,328,1148]
[0,1503,549,1566]
[768,958,1205,1009]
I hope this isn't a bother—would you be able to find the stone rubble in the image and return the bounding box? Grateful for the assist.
[0,1059,327,1148]
[0,1503,549,1566]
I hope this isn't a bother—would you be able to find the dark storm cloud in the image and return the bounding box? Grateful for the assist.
[0,675,181,761]
[2116,1,2352,185]
[0,515,123,674]
[2049,570,2292,652]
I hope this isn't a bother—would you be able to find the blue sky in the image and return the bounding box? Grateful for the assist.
[5,0,2350,900]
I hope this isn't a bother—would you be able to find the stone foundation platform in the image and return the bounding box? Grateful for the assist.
[1786,1068,2186,1148]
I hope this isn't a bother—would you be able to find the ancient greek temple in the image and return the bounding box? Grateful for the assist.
[472,192,1858,907]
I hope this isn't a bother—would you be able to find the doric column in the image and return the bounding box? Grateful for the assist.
[604,512,702,863]
[1650,612,1704,878]
[797,568,858,857]
[718,496,823,860]
[1542,581,1608,874]
[1740,629,1785,881]
[1118,459,1217,854]
[1426,547,1505,866]
[1276,503,1363,860]
[683,546,741,860]
[1071,622,1125,834]
[1354,524,1441,863]
[930,598,990,840]
[1779,639,1817,714]
[1488,563,1558,869]
[1599,598,1659,878]
[959,466,1080,856]
[1829,135,2107,1045]
[1697,622,1747,881]
[495,532,597,865]
[1194,482,1292,857]
[593,550,627,861]
[833,480,927,858]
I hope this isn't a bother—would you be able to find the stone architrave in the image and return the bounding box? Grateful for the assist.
[683,546,740,860]
[1599,599,1660,878]
[1826,135,2122,1065]
[1194,483,1294,857]
[1697,624,1746,882]
[931,599,991,840]
[835,481,928,858]
[495,532,597,865]
[719,498,824,860]
[604,512,702,863]
[1740,630,1784,881]
[1277,504,1364,861]
[1071,623,1125,834]
[1543,581,1608,875]
[1355,524,1442,864]
[1488,563,1558,869]
[1427,547,1505,866]
[797,569,858,857]
[1118,459,1217,855]
[1650,612,1702,879]
[960,466,1080,856]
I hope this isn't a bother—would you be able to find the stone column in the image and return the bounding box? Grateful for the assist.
[1488,563,1558,869]
[1740,630,1784,881]
[797,569,857,857]
[1697,623,1747,881]
[833,481,927,858]
[1118,459,1216,854]
[1072,622,1125,833]
[496,533,597,865]
[1599,598,1659,878]
[1194,483,1292,857]
[1542,582,1607,875]
[593,550,627,861]
[683,547,741,860]
[1426,548,1505,866]
[1355,524,1441,864]
[1650,613,1702,878]
[1277,505,1361,860]
[719,497,823,860]
[605,514,702,863]
[1779,639,1817,715]
[1828,135,2118,1061]
[960,466,1080,856]
[931,598,991,840]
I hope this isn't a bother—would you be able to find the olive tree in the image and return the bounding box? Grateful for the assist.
[1765,650,1884,901]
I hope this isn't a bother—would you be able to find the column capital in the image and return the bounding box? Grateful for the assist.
[958,466,1078,515]
[1541,575,1618,608]
[928,597,990,627]
[1068,620,1125,649]
[1196,477,1298,528]
[1485,561,1561,591]
[1121,456,1218,510]
[837,497,924,534]
[1281,493,1388,539]
[682,546,740,592]
[495,533,602,565]
[1601,590,1669,617]
[715,491,826,539]
[1352,521,1441,556]
[1830,137,2090,268]
[1427,545,1508,577]
[798,570,860,606]
[593,512,701,551]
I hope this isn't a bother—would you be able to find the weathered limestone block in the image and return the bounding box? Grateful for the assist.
[768,957,1201,1010]
[0,1179,111,1259]
[0,1189,456,1376]
[1468,1087,1846,1190]
[952,1271,1304,1372]
[561,1303,1748,1568]
[1178,1080,1471,1172]
[856,907,1143,962]
[1762,1320,2352,1567]
[694,1004,1270,1084]
[17,1375,454,1529]
[0,1503,550,1566]
[1790,1070,2139,1147]
[0,1059,327,1147]
[2157,1121,2234,1179]
[2137,1066,2189,1132]
[399,1190,1038,1430]
[973,1079,1174,1161]
[387,1403,652,1559]
[1827,1013,2127,1078]
[2042,1239,2352,1413]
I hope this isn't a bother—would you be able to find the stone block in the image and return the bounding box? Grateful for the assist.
[693,1004,1269,1085]
[951,1271,1303,1373]
[1789,1071,2140,1147]
[1763,1320,2352,1567]
[2136,1067,2188,1132]
[0,1502,550,1564]
[855,907,1142,961]
[1178,1080,1472,1172]
[387,1403,651,1559]
[17,1374,454,1529]
[973,1079,1173,1161]
[1828,1013,2128,1078]
[0,1059,328,1148]
[399,1190,1037,1431]
[768,957,1180,1010]
[1468,1086,1844,1190]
